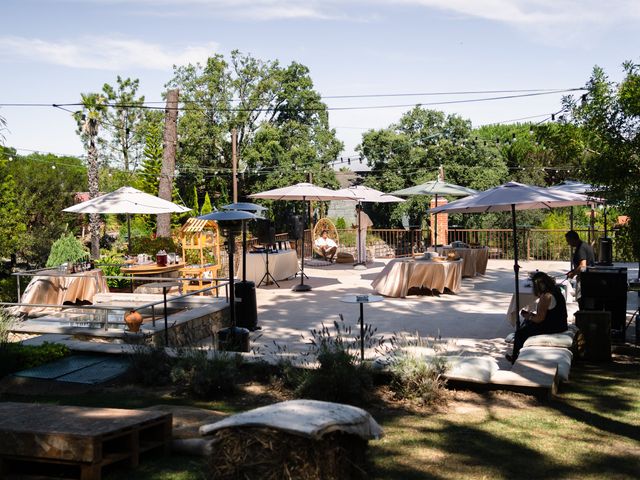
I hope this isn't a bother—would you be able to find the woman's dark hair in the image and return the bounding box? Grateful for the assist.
[531,271,558,296]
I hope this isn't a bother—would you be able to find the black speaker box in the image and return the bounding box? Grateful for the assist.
[235,281,258,331]
[256,220,276,245]
[580,267,628,337]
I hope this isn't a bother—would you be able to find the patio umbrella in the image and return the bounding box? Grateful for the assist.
[63,186,191,251]
[429,182,590,331]
[249,183,354,292]
[391,180,478,246]
[335,185,405,268]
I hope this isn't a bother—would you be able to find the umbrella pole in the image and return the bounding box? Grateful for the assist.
[354,202,366,269]
[433,194,438,248]
[570,206,574,231]
[242,221,247,282]
[293,197,312,292]
[512,204,521,332]
[127,214,132,254]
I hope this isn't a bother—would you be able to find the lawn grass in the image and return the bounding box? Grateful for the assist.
[1,351,638,479]
[371,351,640,479]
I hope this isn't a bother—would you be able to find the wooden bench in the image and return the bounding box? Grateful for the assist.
[0,403,171,480]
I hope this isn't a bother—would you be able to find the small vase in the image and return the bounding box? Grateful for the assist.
[124,310,143,332]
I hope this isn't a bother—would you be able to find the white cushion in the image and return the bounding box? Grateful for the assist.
[523,331,574,349]
[445,356,499,383]
[517,346,573,382]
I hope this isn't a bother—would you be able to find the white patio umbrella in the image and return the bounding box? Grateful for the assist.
[429,182,591,331]
[335,185,405,268]
[63,186,191,251]
[391,180,478,246]
[249,182,354,292]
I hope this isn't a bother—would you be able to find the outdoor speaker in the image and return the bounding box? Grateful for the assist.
[580,267,628,338]
[256,220,276,245]
[289,215,304,240]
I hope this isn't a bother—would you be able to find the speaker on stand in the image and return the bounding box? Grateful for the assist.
[256,220,279,287]
[289,215,309,291]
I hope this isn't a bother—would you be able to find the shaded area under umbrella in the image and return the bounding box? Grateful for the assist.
[429,182,590,336]
[391,180,477,247]
[249,183,354,292]
[63,186,191,252]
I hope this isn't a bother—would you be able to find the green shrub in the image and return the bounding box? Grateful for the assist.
[96,253,131,289]
[171,349,240,398]
[45,233,89,268]
[130,236,177,255]
[128,345,174,386]
[335,217,347,229]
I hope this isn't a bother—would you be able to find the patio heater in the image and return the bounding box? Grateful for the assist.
[197,210,258,351]
[222,202,266,331]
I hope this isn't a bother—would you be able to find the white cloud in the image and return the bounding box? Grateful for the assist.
[0,35,218,70]
[78,0,640,26]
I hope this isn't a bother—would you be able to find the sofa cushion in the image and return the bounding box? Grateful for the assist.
[445,356,499,383]
[517,346,573,382]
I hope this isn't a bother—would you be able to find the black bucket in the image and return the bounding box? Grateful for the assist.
[217,326,250,352]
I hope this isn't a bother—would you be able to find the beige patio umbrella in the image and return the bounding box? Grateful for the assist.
[63,186,191,251]
[429,181,591,331]
[249,183,354,292]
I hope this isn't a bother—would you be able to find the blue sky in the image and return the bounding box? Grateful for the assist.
[1,0,639,161]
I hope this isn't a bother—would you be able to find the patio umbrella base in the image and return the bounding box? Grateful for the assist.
[292,283,312,292]
[353,263,367,270]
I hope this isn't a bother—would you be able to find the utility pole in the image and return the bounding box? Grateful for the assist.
[157,88,179,237]
[232,128,238,203]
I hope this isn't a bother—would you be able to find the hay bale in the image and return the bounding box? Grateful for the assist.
[208,427,368,480]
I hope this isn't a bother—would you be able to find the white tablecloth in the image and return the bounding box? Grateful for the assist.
[438,247,489,277]
[237,250,299,285]
[371,258,463,298]
[17,269,109,316]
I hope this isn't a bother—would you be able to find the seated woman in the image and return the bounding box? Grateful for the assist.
[507,271,568,363]
[314,229,337,262]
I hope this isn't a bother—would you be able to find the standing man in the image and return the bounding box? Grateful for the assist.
[353,204,373,264]
[565,230,595,309]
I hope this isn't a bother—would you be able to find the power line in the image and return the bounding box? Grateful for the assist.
[1,88,584,112]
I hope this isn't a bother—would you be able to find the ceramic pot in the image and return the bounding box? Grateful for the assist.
[124,310,143,332]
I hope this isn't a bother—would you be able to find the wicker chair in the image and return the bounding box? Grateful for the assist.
[312,218,339,259]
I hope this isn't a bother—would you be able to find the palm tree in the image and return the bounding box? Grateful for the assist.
[74,93,107,259]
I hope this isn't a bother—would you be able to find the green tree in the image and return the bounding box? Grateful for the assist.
[201,192,213,215]
[564,61,640,259]
[74,93,107,259]
[0,153,27,262]
[358,107,507,228]
[101,76,146,171]
[167,51,342,224]
[4,150,86,266]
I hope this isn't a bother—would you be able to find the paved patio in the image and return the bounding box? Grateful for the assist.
[251,259,639,368]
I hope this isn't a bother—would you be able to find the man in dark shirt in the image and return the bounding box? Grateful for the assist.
[565,230,595,309]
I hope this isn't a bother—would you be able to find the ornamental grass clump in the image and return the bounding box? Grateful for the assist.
[388,339,449,406]
[294,318,378,406]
